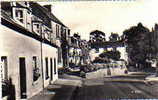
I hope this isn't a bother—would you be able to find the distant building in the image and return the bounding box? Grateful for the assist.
[0,2,69,100]
[68,33,90,67]
[80,40,91,64]
[69,34,82,67]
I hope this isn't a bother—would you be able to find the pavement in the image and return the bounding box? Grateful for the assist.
[145,74,158,81]
[28,75,82,100]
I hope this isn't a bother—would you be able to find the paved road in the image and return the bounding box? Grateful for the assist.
[71,72,158,100]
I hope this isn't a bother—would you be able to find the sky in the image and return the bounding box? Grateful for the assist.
[39,0,158,40]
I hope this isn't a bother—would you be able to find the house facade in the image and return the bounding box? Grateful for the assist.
[1,2,69,100]
[68,34,90,67]
[69,34,82,67]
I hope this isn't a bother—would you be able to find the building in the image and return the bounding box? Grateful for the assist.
[80,40,91,64]
[68,33,90,67]
[42,4,70,69]
[69,34,82,67]
[0,2,69,100]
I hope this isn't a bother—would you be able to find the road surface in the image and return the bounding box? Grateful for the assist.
[71,72,158,100]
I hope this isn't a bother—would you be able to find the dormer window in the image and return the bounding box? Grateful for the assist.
[12,7,25,26]
[15,9,24,23]
[44,29,51,41]
[35,24,40,32]
[32,22,41,35]
[45,30,49,39]
[43,26,51,41]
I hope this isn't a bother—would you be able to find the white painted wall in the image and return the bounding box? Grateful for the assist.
[0,25,58,99]
[117,47,128,61]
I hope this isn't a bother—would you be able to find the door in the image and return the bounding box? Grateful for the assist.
[19,57,27,99]
[50,58,53,80]
[54,58,56,74]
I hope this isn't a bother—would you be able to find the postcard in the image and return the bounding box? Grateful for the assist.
[1,0,158,100]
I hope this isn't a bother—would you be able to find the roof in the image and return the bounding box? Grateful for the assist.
[1,9,58,48]
[30,2,68,28]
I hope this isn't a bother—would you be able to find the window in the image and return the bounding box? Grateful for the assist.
[44,30,49,40]
[1,56,8,81]
[35,24,40,33]
[43,26,51,41]
[32,56,40,82]
[58,48,62,63]
[56,24,60,38]
[33,23,41,35]
[45,57,49,79]
[15,9,24,23]
[1,56,10,97]
[24,2,28,6]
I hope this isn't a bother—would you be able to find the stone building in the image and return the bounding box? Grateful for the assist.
[0,2,69,100]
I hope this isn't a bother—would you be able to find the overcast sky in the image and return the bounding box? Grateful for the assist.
[39,0,158,40]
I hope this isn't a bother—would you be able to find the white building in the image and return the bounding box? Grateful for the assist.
[1,2,69,100]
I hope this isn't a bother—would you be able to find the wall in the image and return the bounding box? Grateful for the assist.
[86,67,127,79]
[0,25,58,99]
[42,43,58,87]
[117,47,128,61]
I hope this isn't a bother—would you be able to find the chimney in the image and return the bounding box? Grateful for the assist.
[43,5,53,13]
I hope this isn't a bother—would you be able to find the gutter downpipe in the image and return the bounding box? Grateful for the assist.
[40,29,45,91]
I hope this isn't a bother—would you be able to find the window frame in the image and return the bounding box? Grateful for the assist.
[13,8,25,24]
[1,56,8,81]
[32,56,40,82]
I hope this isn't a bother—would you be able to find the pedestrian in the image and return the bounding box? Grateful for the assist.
[156,63,158,77]
[107,65,111,76]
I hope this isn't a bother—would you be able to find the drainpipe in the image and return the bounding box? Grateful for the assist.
[40,28,45,90]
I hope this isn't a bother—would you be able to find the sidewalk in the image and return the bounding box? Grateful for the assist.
[29,78,82,100]
[145,74,158,82]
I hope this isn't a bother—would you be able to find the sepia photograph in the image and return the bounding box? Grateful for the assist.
[1,0,158,100]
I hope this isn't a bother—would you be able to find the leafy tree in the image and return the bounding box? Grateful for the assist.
[99,50,121,61]
[92,57,109,63]
[122,22,151,68]
[89,30,106,42]
[109,33,120,42]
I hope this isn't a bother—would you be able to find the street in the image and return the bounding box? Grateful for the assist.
[29,72,158,100]
[71,72,158,100]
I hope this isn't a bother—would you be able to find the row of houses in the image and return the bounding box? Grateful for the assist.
[0,2,70,100]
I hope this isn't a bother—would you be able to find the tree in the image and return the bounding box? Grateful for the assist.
[109,33,120,42]
[92,57,109,63]
[99,50,121,61]
[122,22,151,68]
[89,30,106,42]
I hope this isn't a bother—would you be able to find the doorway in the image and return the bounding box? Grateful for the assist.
[50,58,53,80]
[19,57,27,99]
[54,58,56,74]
